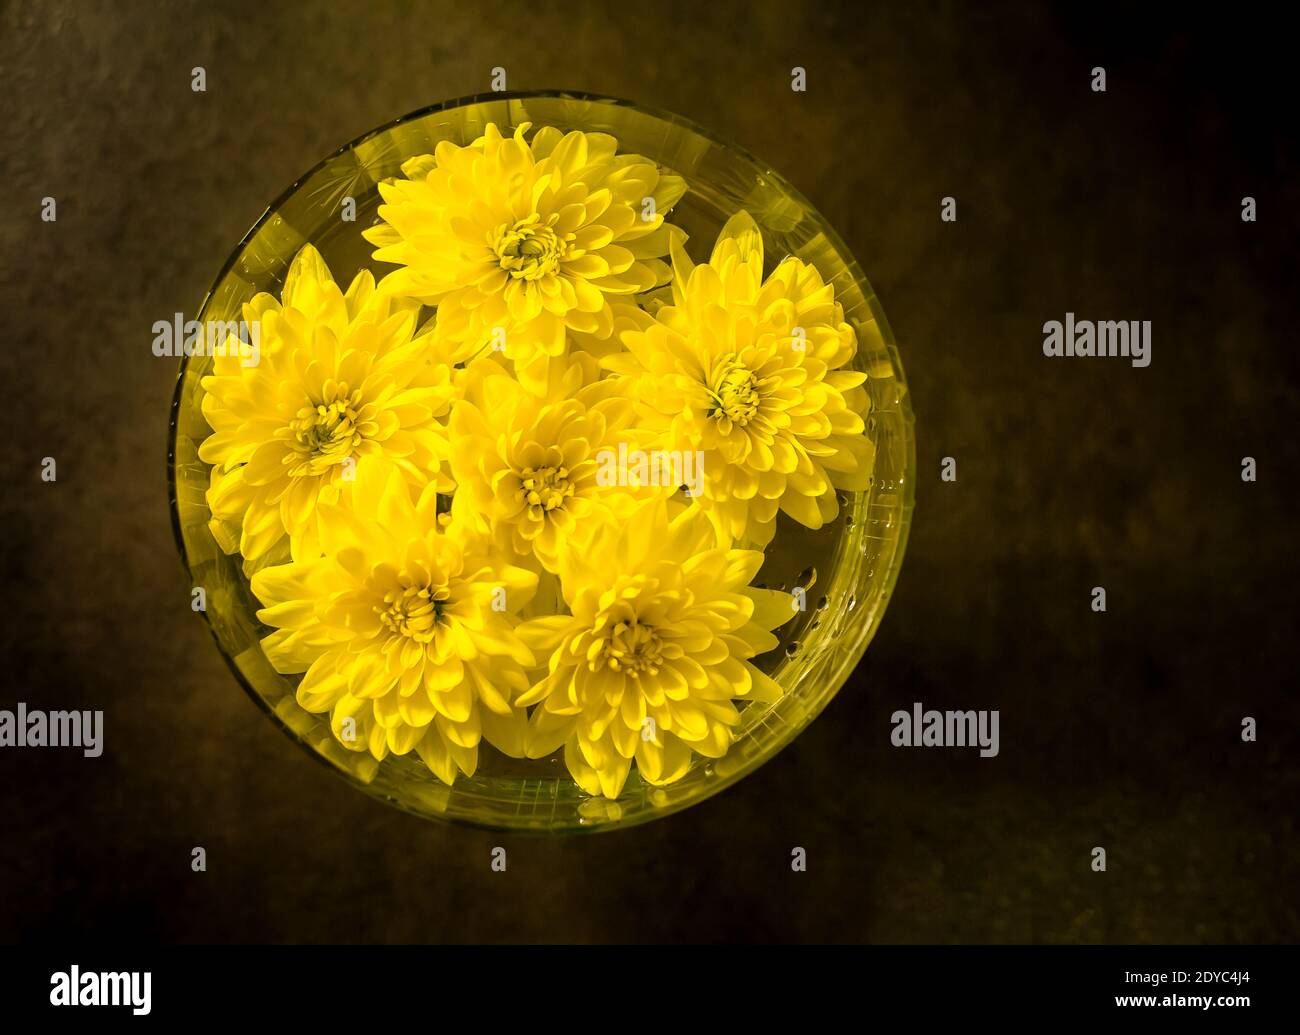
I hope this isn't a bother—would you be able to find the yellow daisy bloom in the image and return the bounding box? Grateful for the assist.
[199,245,455,562]
[517,499,794,799]
[605,211,875,546]
[448,351,663,572]
[363,122,686,391]
[251,460,538,785]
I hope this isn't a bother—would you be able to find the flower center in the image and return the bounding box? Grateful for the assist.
[376,580,449,643]
[708,362,761,426]
[601,619,663,679]
[519,464,574,514]
[494,216,565,280]
[288,384,363,476]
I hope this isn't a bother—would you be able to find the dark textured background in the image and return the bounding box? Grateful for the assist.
[0,1,1296,943]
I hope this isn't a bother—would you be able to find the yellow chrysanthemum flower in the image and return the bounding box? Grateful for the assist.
[363,122,686,390]
[517,499,793,799]
[199,245,455,562]
[448,351,663,572]
[251,460,538,785]
[605,211,875,546]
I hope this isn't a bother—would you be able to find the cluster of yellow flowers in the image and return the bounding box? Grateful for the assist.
[198,122,874,799]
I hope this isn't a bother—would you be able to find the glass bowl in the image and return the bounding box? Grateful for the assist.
[168,90,914,833]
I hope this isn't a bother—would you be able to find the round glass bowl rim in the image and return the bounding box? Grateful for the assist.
[167,89,916,833]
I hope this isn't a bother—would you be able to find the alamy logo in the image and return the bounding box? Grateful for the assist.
[596,444,706,498]
[1043,313,1151,368]
[891,702,1000,757]
[151,313,261,367]
[0,703,103,757]
[50,967,151,1015]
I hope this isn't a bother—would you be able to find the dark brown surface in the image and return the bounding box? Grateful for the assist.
[0,1,1296,943]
